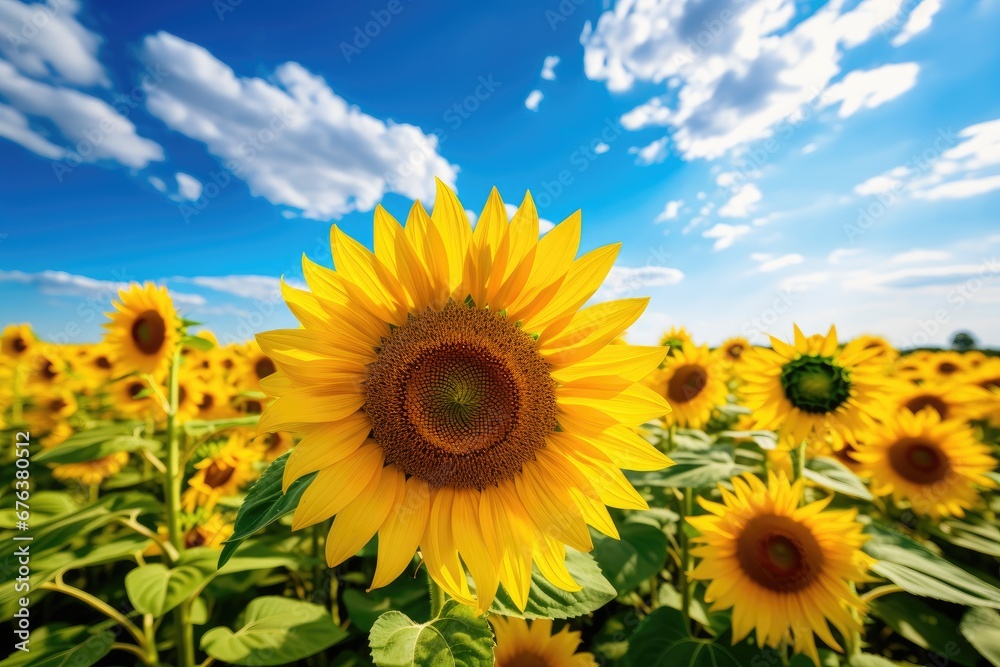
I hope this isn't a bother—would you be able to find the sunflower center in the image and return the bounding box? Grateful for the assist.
[199,394,215,411]
[128,382,145,399]
[40,360,58,380]
[12,336,27,353]
[904,395,949,419]
[667,364,708,403]
[255,357,276,380]
[736,514,824,592]
[938,362,959,375]
[889,437,951,485]
[203,462,236,488]
[184,528,207,549]
[365,301,557,489]
[95,355,112,369]
[131,310,167,355]
[727,343,745,359]
[780,355,851,414]
[503,652,550,667]
[51,398,68,412]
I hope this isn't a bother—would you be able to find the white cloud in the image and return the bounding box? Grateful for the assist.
[504,203,554,233]
[0,101,63,158]
[149,176,167,193]
[175,172,203,201]
[891,249,951,263]
[581,0,914,160]
[525,89,543,111]
[856,118,1000,202]
[752,253,804,272]
[703,223,751,250]
[821,63,919,118]
[654,199,683,223]
[138,32,456,220]
[628,137,668,165]
[892,0,942,46]
[600,265,685,297]
[0,59,164,167]
[593,142,610,154]
[178,275,304,301]
[801,142,818,155]
[779,271,833,293]
[718,183,762,218]
[828,248,863,264]
[540,55,560,80]
[0,0,109,87]
[0,270,205,306]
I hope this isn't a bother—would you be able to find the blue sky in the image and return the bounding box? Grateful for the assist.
[1,0,999,348]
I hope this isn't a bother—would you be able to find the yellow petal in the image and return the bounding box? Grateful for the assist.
[482,484,533,611]
[551,345,667,383]
[452,488,500,613]
[515,462,593,552]
[533,533,582,592]
[326,464,402,567]
[421,488,475,604]
[331,225,407,324]
[540,299,649,368]
[257,386,364,434]
[430,178,472,292]
[291,442,384,530]
[283,412,372,491]
[371,477,431,590]
[524,243,620,332]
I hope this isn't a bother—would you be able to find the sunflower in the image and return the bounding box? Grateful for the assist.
[891,380,991,423]
[182,432,262,512]
[852,409,997,517]
[716,336,750,366]
[739,325,890,447]
[104,282,180,376]
[648,342,727,429]
[1,324,36,361]
[25,347,65,388]
[109,377,163,418]
[240,339,277,392]
[689,472,872,665]
[194,378,238,420]
[253,430,295,461]
[658,326,691,355]
[920,351,970,381]
[183,513,234,549]
[27,389,77,432]
[75,343,116,388]
[491,617,597,667]
[52,452,130,486]
[257,182,671,613]
[851,335,898,368]
[175,374,207,421]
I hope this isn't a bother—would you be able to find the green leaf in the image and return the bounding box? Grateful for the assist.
[848,655,901,666]
[369,599,494,667]
[34,433,161,464]
[201,596,346,666]
[0,626,115,667]
[865,522,1000,608]
[343,568,430,632]
[125,563,211,616]
[488,549,617,619]
[804,456,873,500]
[591,523,668,594]
[929,516,1000,557]
[625,607,740,667]
[869,593,976,666]
[181,334,215,351]
[218,451,317,568]
[627,447,750,489]
[960,608,1000,666]
[183,415,262,437]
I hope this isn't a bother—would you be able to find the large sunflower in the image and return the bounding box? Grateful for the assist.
[739,325,889,447]
[689,472,872,665]
[257,182,672,613]
[1,324,36,361]
[891,380,991,423]
[852,409,997,517]
[104,282,180,376]
[648,341,727,429]
[491,617,597,667]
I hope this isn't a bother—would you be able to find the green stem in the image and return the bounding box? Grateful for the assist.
[792,440,807,485]
[428,577,447,617]
[10,362,23,425]
[164,350,195,667]
[41,579,146,650]
[680,487,694,633]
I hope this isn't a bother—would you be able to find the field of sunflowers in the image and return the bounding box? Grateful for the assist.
[2,185,1000,667]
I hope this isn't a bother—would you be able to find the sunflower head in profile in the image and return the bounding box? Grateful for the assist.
[658,325,692,356]
[740,325,890,447]
[52,451,130,487]
[891,380,991,423]
[851,334,898,369]
[182,431,262,513]
[491,617,597,667]
[104,282,180,376]
[241,339,278,392]
[256,182,672,613]
[689,472,873,665]
[852,409,997,517]
[1,324,36,361]
[648,341,727,429]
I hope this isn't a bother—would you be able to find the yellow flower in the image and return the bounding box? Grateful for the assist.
[193,378,238,420]
[851,335,898,368]
[1,324,36,361]
[252,430,295,462]
[104,282,180,376]
[891,380,991,423]
[53,452,129,486]
[182,432,262,512]
[183,513,234,549]
[109,377,163,418]
[689,472,872,666]
[240,339,277,392]
[716,336,750,365]
[740,325,890,447]
[491,617,597,667]
[25,347,65,389]
[648,342,727,428]
[658,326,691,355]
[74,343,116,389]
[852,409,997,517]
[258,182,671,613]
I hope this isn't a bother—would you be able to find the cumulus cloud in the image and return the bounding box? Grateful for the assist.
[138,32,456,220]
[175,172,203,201]
[654,199,683,222]
[581,0,917,160]
[718,183,762,218]
[0,270,205,306]
[703,222,751,250]
[600,265,685,297]
[751,252,804,272]
[540,56,560,80]
[821,63,919,118]
[628,137,669,165]
[892,0,942,46]
[525,89,543,111]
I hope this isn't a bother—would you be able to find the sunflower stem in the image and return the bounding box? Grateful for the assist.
[428,577,447,617]
[792,440,807,486]
[164,348,195,667]
[680,487,694,633]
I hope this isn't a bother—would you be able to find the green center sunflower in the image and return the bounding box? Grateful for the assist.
[780,355,852,414]
[131,310,167,355]
[365,301,557,489]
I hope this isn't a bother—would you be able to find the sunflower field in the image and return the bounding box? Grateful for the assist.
[3,185,1000,667]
